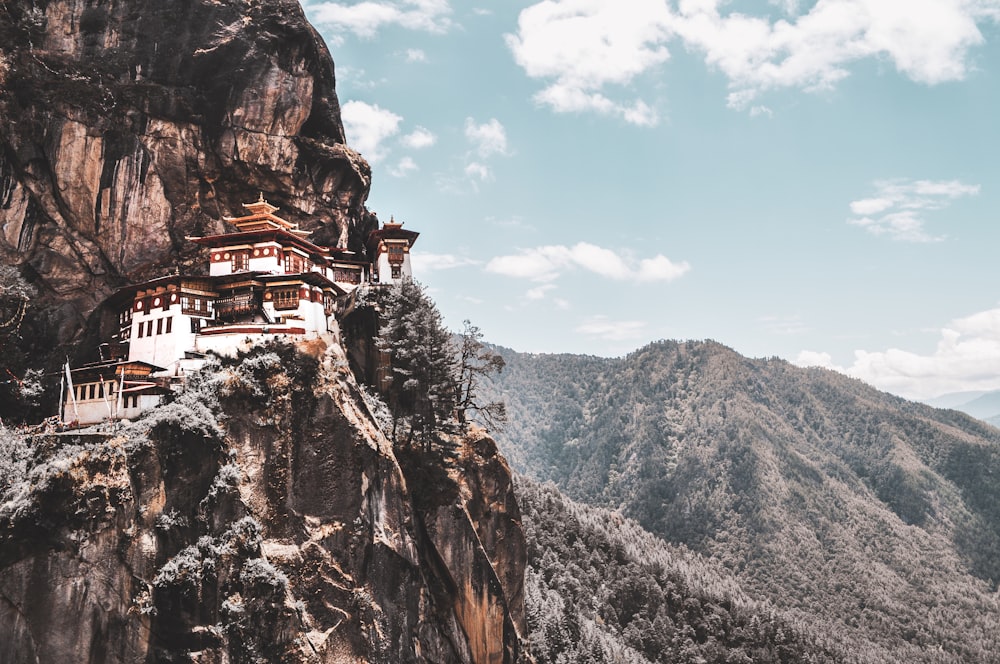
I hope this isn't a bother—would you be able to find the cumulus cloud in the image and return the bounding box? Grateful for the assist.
[847,178,980,242]
[465,118,509,157]
[388,156,419,177]
[486,242,690,283]
[576,315,648,341]
[525,284,557,300]
[464,162,492,181]
[504,0,670,125]
[306,0,453,38]
[410,252,481,273]
[341,100,402,163]
[795,307,1000,400]
[405,48,427,62]
[400,126,437,149]
[505,0,1000,119]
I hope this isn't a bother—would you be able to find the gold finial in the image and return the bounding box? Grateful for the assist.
[258,191,265,203]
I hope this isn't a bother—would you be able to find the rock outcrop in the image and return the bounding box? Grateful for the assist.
[0,1,530,661]
[0,342,527,662]
[0,0,374,342]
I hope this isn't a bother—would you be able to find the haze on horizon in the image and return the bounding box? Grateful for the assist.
[303,0,1000,401]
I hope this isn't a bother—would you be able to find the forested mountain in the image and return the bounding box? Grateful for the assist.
[519,477,849,663]
[489,340,1000,661]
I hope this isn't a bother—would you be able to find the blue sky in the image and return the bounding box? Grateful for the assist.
[302,0,1000,400]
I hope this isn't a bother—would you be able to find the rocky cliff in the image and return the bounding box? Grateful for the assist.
[0,0,374,343]
[0,341,527,662]
[0,1,529,661]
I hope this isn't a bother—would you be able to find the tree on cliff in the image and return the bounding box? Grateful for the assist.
[377,280,457,447]
[0,265,43,423]
[455,319,507,431]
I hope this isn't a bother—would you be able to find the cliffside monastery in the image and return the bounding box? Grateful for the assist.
[61,198,418,426]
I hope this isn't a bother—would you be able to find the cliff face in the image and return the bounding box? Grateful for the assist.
[0,0,374,341]
[0,343,527,662]
[0,1,529,660]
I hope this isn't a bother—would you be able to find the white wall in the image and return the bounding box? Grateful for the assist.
[128,302,200,373]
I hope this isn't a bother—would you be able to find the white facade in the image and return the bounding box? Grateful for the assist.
[374,243,413,283]
[65,199,418,426]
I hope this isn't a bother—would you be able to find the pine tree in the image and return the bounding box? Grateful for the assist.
[376,280,456,447]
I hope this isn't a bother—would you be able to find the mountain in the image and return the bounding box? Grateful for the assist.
[487,340,1000,662]
[518,476,849,664]
[926,390,1000,423]
[924,390,990,410]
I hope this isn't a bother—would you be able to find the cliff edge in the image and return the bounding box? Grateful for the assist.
[0,342,527,662]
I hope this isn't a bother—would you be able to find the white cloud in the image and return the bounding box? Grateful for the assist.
[388,156,419,177]
[671,0,996,110]
[794,350,837,369]
[504,0,670,125]
[410,252,480,272]
[401,126,437,149]
[405,48,427,62]
[486,242,691,283]
[847,178,980,242]
[795,307,1000,400]
[576,315,648,341]
[341,100,402,164]
[525,284,557,300]
[465,118,509,157]
[465,162,492,181]
[506,0,1000,118]
[306,0,453,38]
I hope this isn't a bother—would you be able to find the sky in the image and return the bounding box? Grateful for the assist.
[301,0,1000,401]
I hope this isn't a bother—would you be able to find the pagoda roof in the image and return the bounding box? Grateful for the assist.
[188,228,332,261]
[106,275,218,306]
[366,218,419,253]
[221,196,310,235]
[207,270,347,295]
[70,359,167,379]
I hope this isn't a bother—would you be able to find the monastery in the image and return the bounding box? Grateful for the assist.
[61,198,418,426]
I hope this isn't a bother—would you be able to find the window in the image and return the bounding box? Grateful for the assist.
[233,251,249,272]
[88,384,95,400]
[391,265,402,279]
[191,318,200,334]
[165,316,172,334]
[272,288,299,310]
[156,318,163,335]
[137,323,144,338]
[284,252,306,274]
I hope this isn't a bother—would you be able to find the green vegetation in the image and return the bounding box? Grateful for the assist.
[356,280,506,448]
[489,340,1000,661]
[0,265,46,424]
[520,477,847,663]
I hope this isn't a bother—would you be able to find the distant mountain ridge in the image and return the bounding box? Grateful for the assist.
[926,389,1000,425]
[486,339,1000,662]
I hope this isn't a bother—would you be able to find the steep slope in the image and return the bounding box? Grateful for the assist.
[489,340,1000,661]
[518,477,849,664]
[0,0,374,345]
[0,342,526,662]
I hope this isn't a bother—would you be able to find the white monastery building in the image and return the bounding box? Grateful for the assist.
[62,197,419,426]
